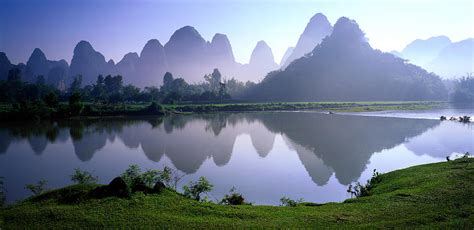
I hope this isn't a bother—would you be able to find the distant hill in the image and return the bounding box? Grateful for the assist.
[246,17,448,101]
[281,13,333,68]
[427,38,474,78]
[0,48,69,88]
[70,41,115,86]
[280,47,294,66]
[0,25,282,87]
[400,36,451,69]
[394,36,473,79]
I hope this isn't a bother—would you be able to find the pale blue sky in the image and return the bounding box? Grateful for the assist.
[0,0,472,64]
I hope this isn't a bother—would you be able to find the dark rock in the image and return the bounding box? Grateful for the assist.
[90,177,130,199]
[152,181,166,193]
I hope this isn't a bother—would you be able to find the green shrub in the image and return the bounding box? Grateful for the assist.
[142,101,164,115]
[68,92,83,115]
[43,92,59,108]
[183,176,213,201]
[347,169,382,198]
[280,196,304,207]
[120,165,174,191]
[25,180,48,195]
[220,187,246,205]
[70,168,98,185]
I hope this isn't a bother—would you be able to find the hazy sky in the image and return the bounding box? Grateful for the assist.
[0,0,472,65]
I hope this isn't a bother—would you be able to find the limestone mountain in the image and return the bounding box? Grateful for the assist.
[282,13,333,68]
[240,40,279,82]
[70,40,116,85]
[164,26,208,82]
[25,48,51,82]
[116,39,169,87]
[23,48,70,87]
[280,47,294,66]
[138,39,168,86]
[208,33,238,75]
[116,52,140,82]
[0,52,12,80]
[401,35,452,69]
[427,38,474,78]
[246,17,447,101]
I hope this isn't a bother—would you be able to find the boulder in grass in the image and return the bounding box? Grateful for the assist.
[152,181,166,194]
[90,177,131,199]
[108,177,130,198]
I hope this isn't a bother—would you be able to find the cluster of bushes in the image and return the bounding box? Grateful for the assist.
[14,166,386,207]
[16,165,254,206]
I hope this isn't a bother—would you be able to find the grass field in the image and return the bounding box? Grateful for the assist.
[1,158,472,228]
[168,101,443,113]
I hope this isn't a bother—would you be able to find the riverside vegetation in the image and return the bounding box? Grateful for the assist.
[0,157,472,228]
[0,64,471,121]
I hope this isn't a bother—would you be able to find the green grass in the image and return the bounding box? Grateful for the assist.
[1,158,472,228]
[168,101,443,113]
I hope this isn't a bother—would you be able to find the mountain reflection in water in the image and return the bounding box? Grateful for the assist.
[1,112,472,204]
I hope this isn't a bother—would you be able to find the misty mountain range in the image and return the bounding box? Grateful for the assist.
[0,12,471,98]
[246,17,448,101]
[391,36,473,79]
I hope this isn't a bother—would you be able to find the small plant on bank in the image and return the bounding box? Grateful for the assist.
[347,169,382,198]
[70,168,98,185]
[463,152,471,158]
[280,196,304,207]
[25,180,48,195]
[220,187,246,205]
[183,176,213,201]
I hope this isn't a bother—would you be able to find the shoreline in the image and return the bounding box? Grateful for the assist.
[1,158,472,228]
[0,101,445,122]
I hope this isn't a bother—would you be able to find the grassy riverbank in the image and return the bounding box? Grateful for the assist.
[1,158,472,228]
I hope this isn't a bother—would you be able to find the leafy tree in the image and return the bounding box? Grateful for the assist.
[43,92,59,108]
[123,85,140,101]
[279,196,304,207]
[163,72,174,89]
[91,75,106,102]
[69,92,82,106]
[25,180,48,195]
[69,92,83,114]
[70,168,98,185]
[183,176,213,201]
[69,75,82,93]
[452,76,474,103]
[204,68,222,93]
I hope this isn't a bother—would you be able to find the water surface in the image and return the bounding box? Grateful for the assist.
[0,110,472,205]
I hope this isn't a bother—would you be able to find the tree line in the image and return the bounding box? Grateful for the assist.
[452,75,474,103]
[0,67,255,105]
